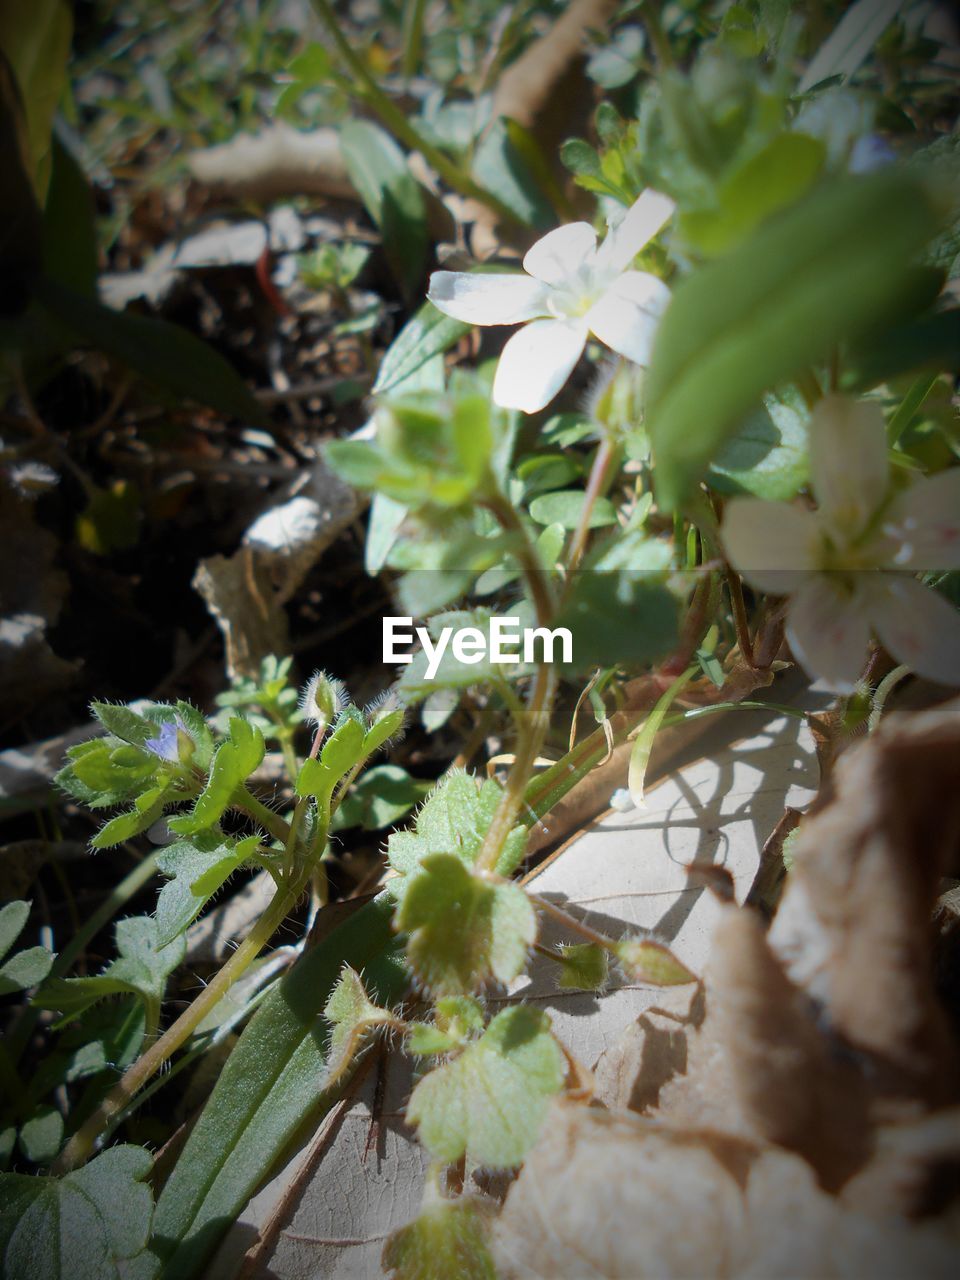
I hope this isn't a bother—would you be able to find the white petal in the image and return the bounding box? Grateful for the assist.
[593,189,676,275]
[786,576,872,693]
[586,271,671,365]
[884,470,960,570]
[522,222,597,286]
[809,395,889,539]
[492,318,587,414]
[866,575,960,686]
[721,499,819,594]
[427,271,549,325]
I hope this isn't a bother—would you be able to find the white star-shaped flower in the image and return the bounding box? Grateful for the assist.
[721,395,960,692]
[427,190,675,414]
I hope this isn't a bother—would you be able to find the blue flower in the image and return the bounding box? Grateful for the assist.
[145,719,182,763]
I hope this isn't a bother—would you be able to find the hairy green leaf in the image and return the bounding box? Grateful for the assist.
[169,718,264,835]
[35,916,184,1017]
[387,771,528,891]
[0,1145,153,1280]
[322,965,399,1087]
[155,832,261,946]
[557,943,609,991]
[406,1006,564,1167]
[383,1196,497,1280]
[396,854,535,995]
[615,936,697,985]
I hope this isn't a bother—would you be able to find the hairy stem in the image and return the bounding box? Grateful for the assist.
[475,491,561,874]
[53,878,302,1174]
[236,785,292,845]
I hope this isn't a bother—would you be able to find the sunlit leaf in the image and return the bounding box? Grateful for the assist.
[406,1006,564,1168]
[647,170,944,508]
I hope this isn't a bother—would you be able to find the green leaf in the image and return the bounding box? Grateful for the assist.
[0,943,54,996]
[0,900,29,963]
[155,832,259,946]
[339,120,427,299]
[406,1006,564,1168]
[322,965,399,1087]
[35,916,184,1016]
[42,135,97,296]
[90,785,169,850]
[18,1107,63,1165]
[555,572,679,669]
[557,943,609,991]
[679,134,825,256]
[516,453,583,499]
[472,118,554,229]
[362,706,406,755]
[320,712,366,776]
[383,1197,497,1280]
[843,306,960,392]
[406,1023,459,1056]
[0,1145,153,1280]
[366,492,409,573]
[372,301,468,395]
[647,170,944,509]
[75,479,141,555]
[387,771,528,892]
[34,276,265,423]
[707,387,809,500]
[0,900,54,994]
[169,717,264,835]
[396,854,535,996]
[0,0,72,200]
[332,765,427,832]
[90,703,158,751]
[615,936,696,985]
[171,702,215,771]
[151,896,407,1280]
[528,491,617,529]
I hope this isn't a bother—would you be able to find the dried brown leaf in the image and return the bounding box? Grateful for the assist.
[769,697,960,1108]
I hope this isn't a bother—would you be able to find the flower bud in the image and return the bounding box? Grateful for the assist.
[300,672,347,734]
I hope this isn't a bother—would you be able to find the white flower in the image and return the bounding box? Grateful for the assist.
[721,395,960,692]
[427,191,675,414]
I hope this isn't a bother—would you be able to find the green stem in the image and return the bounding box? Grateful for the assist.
[53,877,303,1175]
[475,490,560,874]
[401,0,427,81]
[236,786,292,846]
[308,0,522,226]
